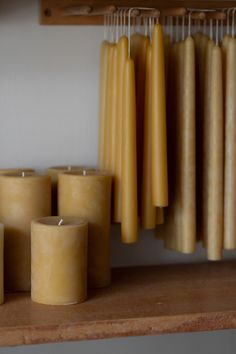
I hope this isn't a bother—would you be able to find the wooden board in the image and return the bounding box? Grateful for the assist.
[1,262,236,347]
[40,0,236,25]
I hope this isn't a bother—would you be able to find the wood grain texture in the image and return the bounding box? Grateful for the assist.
[40,0,236,25]
[1,262,236,347]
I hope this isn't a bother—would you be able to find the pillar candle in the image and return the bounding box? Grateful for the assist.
[0,224,3,305]
[58,171,112,288]
[224,38,236,250]
[114,35,128,223]
[121,58,138,243]
[151,24,168,208]
[141,43,156,230]
[31,216,88,305]
[207,45,224,260]
[47,166,94,216]
[0,172,51,291]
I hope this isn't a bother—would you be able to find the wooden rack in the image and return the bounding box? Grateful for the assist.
[40,0,236,25]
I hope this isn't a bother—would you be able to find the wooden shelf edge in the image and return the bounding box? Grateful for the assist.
[1,262,236,347]
[1,311,236,347]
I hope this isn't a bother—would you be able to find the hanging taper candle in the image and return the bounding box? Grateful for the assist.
[207,37,224,260]
[121,10,138,243]
[151,24,168,208]
[224,35,236,250]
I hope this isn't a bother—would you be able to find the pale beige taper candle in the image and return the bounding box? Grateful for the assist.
[181,36,196,254]
[0,173,51,291]
[206,45,224,260]
[224,38,236,250]
[202,39,214,245]
[0,224,3,305]
[121,58,138,243]
[31,216,88,305]
[58,171,112,288]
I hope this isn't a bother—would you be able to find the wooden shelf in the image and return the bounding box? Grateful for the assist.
[40,0,236,25]
[1,262,236,347]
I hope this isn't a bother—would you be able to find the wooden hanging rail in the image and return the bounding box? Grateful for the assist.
[40,0,236,25]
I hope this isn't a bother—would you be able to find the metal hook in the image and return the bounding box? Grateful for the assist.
[175,16,179,42]
[216,19,219,45]
[232,8,236,37]
[209,18,213,40]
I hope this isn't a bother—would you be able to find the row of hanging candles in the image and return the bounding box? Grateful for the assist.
[98,8,168,245]
[98,7,236,260]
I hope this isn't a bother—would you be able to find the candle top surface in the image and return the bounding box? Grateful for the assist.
[48,165,95,172]
[33,216,88,228]
[60,170,110,178]
[0,172,49,179]
[0,168,34,175]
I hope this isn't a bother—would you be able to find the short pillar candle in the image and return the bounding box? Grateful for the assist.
[58,170,112,288]
[0,224,3,305]
[0,172,51,291]
[47,166,94,215]
[31,216,88,305]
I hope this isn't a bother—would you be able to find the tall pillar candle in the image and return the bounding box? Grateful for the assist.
[0,172,51,291]
[47,166,94,216]
[31,216,88,305]
[0,224,3,305]
[58,171,112,288]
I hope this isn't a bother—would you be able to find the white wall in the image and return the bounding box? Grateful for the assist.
[0,1,236,352]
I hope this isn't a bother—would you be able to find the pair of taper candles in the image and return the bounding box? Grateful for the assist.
[98,24,168,244]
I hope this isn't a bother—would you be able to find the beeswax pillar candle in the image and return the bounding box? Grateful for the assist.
[207,45,224,260]
[47,166,94,216]
[141,44,156,229]
[0,172,51,291]
[224,38,236,250]
[121,58,138,243]
[151,24,168,207]
[0,224,3,305]
[181,36,196,254]
[98,41,110,169]
[114,36,128,223]
[31,216,88,305]
[58,171,112,288]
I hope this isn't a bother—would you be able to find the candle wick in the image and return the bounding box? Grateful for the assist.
[83,170,87,176]
[58,219,64,226]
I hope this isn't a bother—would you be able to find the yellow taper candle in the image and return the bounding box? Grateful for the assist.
[114,36,128,223]
[121,58,138,243]
[58,170,112,288]
[141,44,156,229]
[98,41,110,169]
[206,45,224,260]
[0,224,3,305]
[224,38,236,250]
[31,216,88,305]
[151,24,168,207]
[0,172,51,291]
